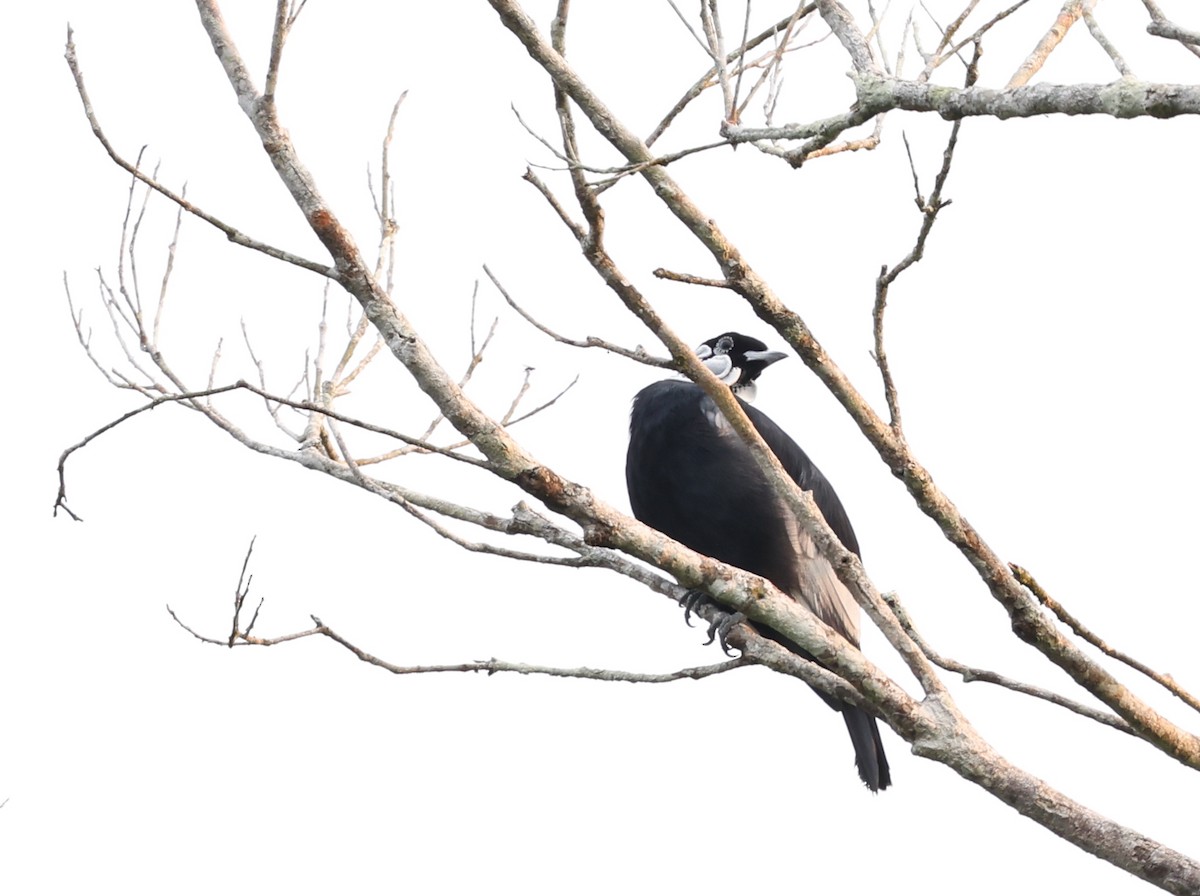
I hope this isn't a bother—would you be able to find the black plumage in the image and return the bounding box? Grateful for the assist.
[626,332,891,792]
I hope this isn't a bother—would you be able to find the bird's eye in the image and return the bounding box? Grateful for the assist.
[716,335,734,355]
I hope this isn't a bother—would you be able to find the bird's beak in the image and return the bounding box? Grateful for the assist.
[744,350,787,367]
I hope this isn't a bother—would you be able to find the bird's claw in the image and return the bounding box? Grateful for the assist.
[677,589,745,656]
[704,610,747,656]
[679,589,708,627]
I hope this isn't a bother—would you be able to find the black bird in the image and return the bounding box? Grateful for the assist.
[626,332,891,791]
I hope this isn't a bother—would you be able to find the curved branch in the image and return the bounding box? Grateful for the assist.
[54,380,490,520]
[1012,564,1200,716]
[484,263,673,368]
[175,605,756,683]
[64,28,333,278]
[882,593,1134,734]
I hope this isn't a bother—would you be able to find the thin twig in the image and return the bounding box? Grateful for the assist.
[54,381,489,520]
[1082,8,1134,78]
[653,268,731,289]
[795,113,884,160]
[520,168,586,242]
[264,0,290,103]
[872,46,974,434]
[64,28,333,278]
[699,0,735,121]
[63,273,136,391]
[647,4,818,147]
[153,188,185,347]
[484,263,673,368]
[731,0,753,121]
[196,605,758,681]
[229,537,257,647]
[881,594,1135,733]
[394,498,596,567]
[1011,564,1200,716]
[919,0,1036,80]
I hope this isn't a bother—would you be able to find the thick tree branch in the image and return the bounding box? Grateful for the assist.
[858,75,1200,119]
[724,78,1200,151]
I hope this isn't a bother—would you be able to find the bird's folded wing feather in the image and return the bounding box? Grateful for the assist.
[776,502,861,646]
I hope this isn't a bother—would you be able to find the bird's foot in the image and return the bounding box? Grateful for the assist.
[678,589,746,656]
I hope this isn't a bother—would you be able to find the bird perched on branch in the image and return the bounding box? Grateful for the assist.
[625,332,891,791]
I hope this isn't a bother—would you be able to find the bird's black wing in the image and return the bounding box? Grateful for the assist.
[626,379,891,791]
[628,381,800,590]
[739,399,861,559]
[628,381,861,635]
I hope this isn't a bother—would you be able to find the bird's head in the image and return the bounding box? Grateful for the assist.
[695,332,787,400]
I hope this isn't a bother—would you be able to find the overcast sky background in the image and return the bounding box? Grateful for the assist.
[4,1,1200,893]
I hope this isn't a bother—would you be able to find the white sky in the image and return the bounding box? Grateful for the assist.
[4,1,1200,893]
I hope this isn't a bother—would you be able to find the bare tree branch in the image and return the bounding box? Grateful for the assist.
[54,380,494,520]
[1012,564,1200,716]
[478,264,668,369]
[647,4,818,147]
[1083,8,1135,78]
[184,601,757,682]
[652,268,731,289]
[228,536,259,647]
[873,48,974,435]
[918,0,1036,81]
[881,593,1135,734]
[1006,0,1094,89]
[725,78,1200,152]
[1141,0,1200,59]
[65,28,333,278]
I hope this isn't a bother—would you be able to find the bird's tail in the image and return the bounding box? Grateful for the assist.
[843,706,891,792]
[753,624,893,791]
